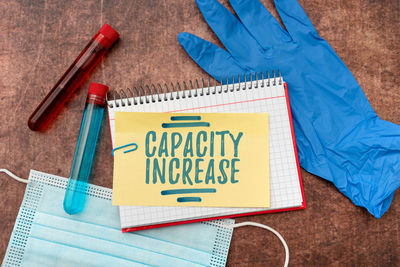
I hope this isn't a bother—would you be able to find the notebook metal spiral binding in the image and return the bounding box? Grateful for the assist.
[106,70,282,108]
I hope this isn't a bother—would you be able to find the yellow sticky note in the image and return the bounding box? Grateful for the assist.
[113,112,270,207]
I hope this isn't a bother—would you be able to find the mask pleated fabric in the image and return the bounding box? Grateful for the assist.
[3,170,233,267]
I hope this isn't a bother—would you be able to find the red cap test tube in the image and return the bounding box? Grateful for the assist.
[63,83,109,215]
[28,24,119,131]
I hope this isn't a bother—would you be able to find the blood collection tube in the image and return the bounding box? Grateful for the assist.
[28,24,119,131]
[63,83,108,215]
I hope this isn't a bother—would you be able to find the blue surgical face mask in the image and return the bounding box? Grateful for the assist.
[2,170,234,267]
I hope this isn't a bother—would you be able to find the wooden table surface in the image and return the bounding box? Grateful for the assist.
[1,0,399,266]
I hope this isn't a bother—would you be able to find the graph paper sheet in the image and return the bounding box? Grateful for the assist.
[107,78,304,229]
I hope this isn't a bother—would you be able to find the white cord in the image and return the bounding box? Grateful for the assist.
[231,221,289,267]
[0,169,29,183]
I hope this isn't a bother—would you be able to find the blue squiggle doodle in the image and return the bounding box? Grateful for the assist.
[112,143,138,156]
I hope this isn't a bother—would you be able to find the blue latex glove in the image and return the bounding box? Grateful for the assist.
[178,0,400,218]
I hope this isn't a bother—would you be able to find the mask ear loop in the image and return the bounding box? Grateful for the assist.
[0,169,29,183]
[231,221,289,267]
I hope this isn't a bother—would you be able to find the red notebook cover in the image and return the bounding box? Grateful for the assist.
[108,82,306,232]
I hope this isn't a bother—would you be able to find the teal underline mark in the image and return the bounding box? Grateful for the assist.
[177,197,202,202]
[171,116,201,121]
[162,122,210,128]
[112,143,138,156]
[161,188,217,195]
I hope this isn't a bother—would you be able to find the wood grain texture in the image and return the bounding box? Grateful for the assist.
[0,0,399,266]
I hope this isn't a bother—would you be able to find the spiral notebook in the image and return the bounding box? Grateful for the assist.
[107,71,305,232]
